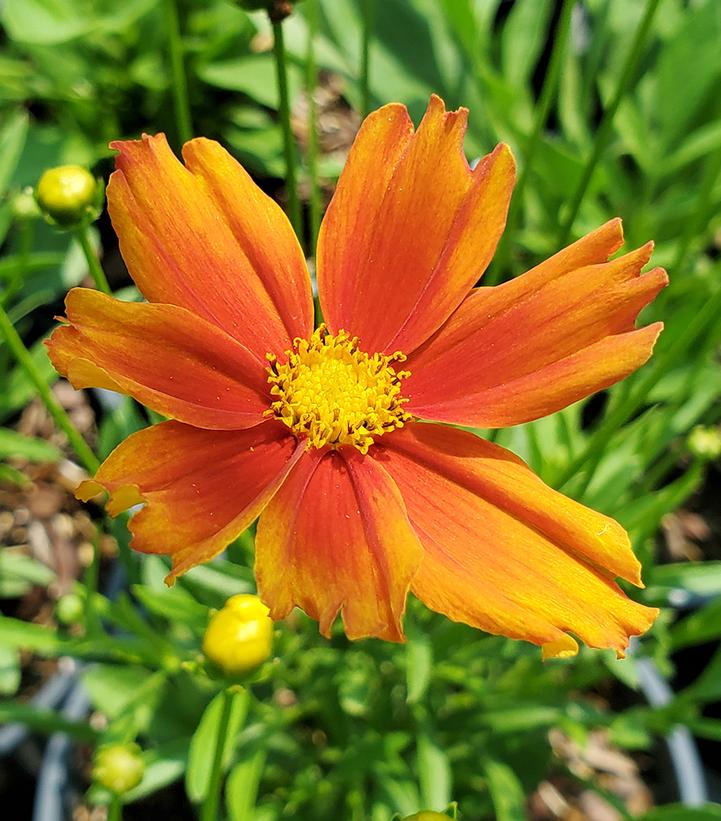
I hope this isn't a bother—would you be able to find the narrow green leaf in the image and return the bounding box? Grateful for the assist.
[0,701,98,741]
[186,689,250,803]
[483,759,526,821]
[0,644,21,695]
[0,428,61,462]
[226,748,266,821]
[417,726,451,810]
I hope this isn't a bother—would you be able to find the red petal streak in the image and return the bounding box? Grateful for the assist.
[379,424,658,657]
[406,232,668,427]
[107,134,312,360]
[255,448,423,642]
[318,95,515,355]
[47,288,269,430]
[77,421,303,582]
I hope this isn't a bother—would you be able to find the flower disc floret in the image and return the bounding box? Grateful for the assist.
[266,325,412,454]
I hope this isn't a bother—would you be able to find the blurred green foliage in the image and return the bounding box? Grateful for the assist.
[2,0,721,819]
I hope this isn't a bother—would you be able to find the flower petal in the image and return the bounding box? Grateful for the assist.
[405,229,668,427]
[47,288,269,430]
[77,420,303,582]
[107,133,313,360]
[317,94,515,355]
[255,447,422,642]
[379,424,658,657]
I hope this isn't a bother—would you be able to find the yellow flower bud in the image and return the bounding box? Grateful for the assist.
[92,742,144,794]
[403,813,450,821]
[35,165,101,228]
[55,593,84,626]
[688,425,721,462]
[202,594,273,678]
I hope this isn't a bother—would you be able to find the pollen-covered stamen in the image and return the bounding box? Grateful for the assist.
[266,325,412,454]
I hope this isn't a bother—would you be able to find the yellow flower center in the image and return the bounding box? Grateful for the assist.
[266,325,412,454]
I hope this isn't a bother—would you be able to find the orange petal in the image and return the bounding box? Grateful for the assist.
[77,420,303,583]
[47,288,269,430]
[107,134,313,360]
[379,424,658,657]
[317,95,515,355]
[406,227,668,427]
[255,447,422,642]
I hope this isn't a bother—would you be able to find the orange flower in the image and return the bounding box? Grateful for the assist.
[47,96,667,658]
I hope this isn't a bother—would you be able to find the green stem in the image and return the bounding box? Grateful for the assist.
[486,0,574,286]
[74,228,111,296]
[0,304,99,473]
[272,18,302,237]
[108,795,123,821]
[306,0,321,253]
[201,688,234,821]
[360,0,375,116]
[558,0,660,245]
[163,0,193,145]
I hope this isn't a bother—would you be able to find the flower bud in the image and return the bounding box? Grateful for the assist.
[403,813,451,821]
[35,165,102,228]
[92,742,144,794]
[55,593,84,626]
[11,187,41,221]
[202,594,273,678]
[688,425,721,462]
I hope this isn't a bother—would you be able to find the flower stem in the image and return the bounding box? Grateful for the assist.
[108,795,123,821]
[74,228,111,296]
[486,0,574,286]
[201,687,234,821]
[163,0,193,145]
[360,0,375,116]
[305,0,321,253]
[272,17,302,237]
[558,0,660,245]
[0,304,99,473]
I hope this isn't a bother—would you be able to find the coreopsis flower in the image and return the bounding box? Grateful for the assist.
[47,96,667,658]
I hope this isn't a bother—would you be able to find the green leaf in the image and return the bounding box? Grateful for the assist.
[406,631,432,705]
[0,429,61,462]
[198,55,302,110]
[226,748,266,821]
[0,700,98,741]
[131,584,210,628]
[0,645,21,695]
[0,109,28,195]
[186,689,250,803]
[648,562,721,601]
[501,0,553,88]
[123,739,188,803]
[0,337,58,423]
[417,725,451,810]
[639,805,721,821]
[82,665,159,719]
[0,549,56,599]
[483,759,526,821]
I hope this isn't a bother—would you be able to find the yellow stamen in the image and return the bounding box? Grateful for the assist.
[266,325,412,454]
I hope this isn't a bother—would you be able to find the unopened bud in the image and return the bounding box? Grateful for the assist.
[92,742,144,794]
[11,187,41,221]
[403,813,451,821]
[35,165,102,228]
[55,593,84,626]
[688,425,721,462]
[202,594,273,678]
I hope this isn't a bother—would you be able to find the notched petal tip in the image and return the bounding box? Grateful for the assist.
[75,478,144,518]
[541,635,579,660]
